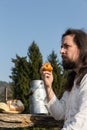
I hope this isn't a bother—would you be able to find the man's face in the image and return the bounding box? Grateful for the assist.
[60,35,80,70]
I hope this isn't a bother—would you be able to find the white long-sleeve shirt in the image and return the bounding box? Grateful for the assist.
[46,74,87,130]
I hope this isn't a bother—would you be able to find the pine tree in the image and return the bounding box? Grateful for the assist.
[10,54,30,113]
[27,41,43,80]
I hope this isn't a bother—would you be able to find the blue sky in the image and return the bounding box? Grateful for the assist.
[0,0,87,82]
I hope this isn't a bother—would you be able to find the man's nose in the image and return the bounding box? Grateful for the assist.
[60,47,65,54]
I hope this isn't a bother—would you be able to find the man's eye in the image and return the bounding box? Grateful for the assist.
[61,44,70,49]
[64,44,69,49]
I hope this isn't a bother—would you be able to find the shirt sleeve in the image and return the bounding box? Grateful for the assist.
[46,91,69,120]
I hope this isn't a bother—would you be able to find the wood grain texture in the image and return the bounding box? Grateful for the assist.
[0,114,64,128]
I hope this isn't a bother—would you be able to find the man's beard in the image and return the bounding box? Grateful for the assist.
[62,59,77,70]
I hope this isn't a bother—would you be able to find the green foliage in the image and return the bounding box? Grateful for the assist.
[27,41,43,80]
[10,55,30,112]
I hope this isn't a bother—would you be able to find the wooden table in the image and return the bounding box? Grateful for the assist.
[0,113,64,128]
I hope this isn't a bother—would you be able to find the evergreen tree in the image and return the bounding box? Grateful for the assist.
[10,54,30,113]
[27,41,43,80]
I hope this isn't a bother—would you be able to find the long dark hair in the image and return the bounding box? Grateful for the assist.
[62,28,87,91]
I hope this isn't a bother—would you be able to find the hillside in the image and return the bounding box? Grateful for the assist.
[0,81,13,102]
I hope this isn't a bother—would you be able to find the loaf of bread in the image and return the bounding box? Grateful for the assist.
[0,100,25,113]
[0,102,10,112]
[42,63,53,71]
[7,99,25,112]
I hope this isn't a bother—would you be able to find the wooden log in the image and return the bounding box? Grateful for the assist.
[0,114,64,128]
